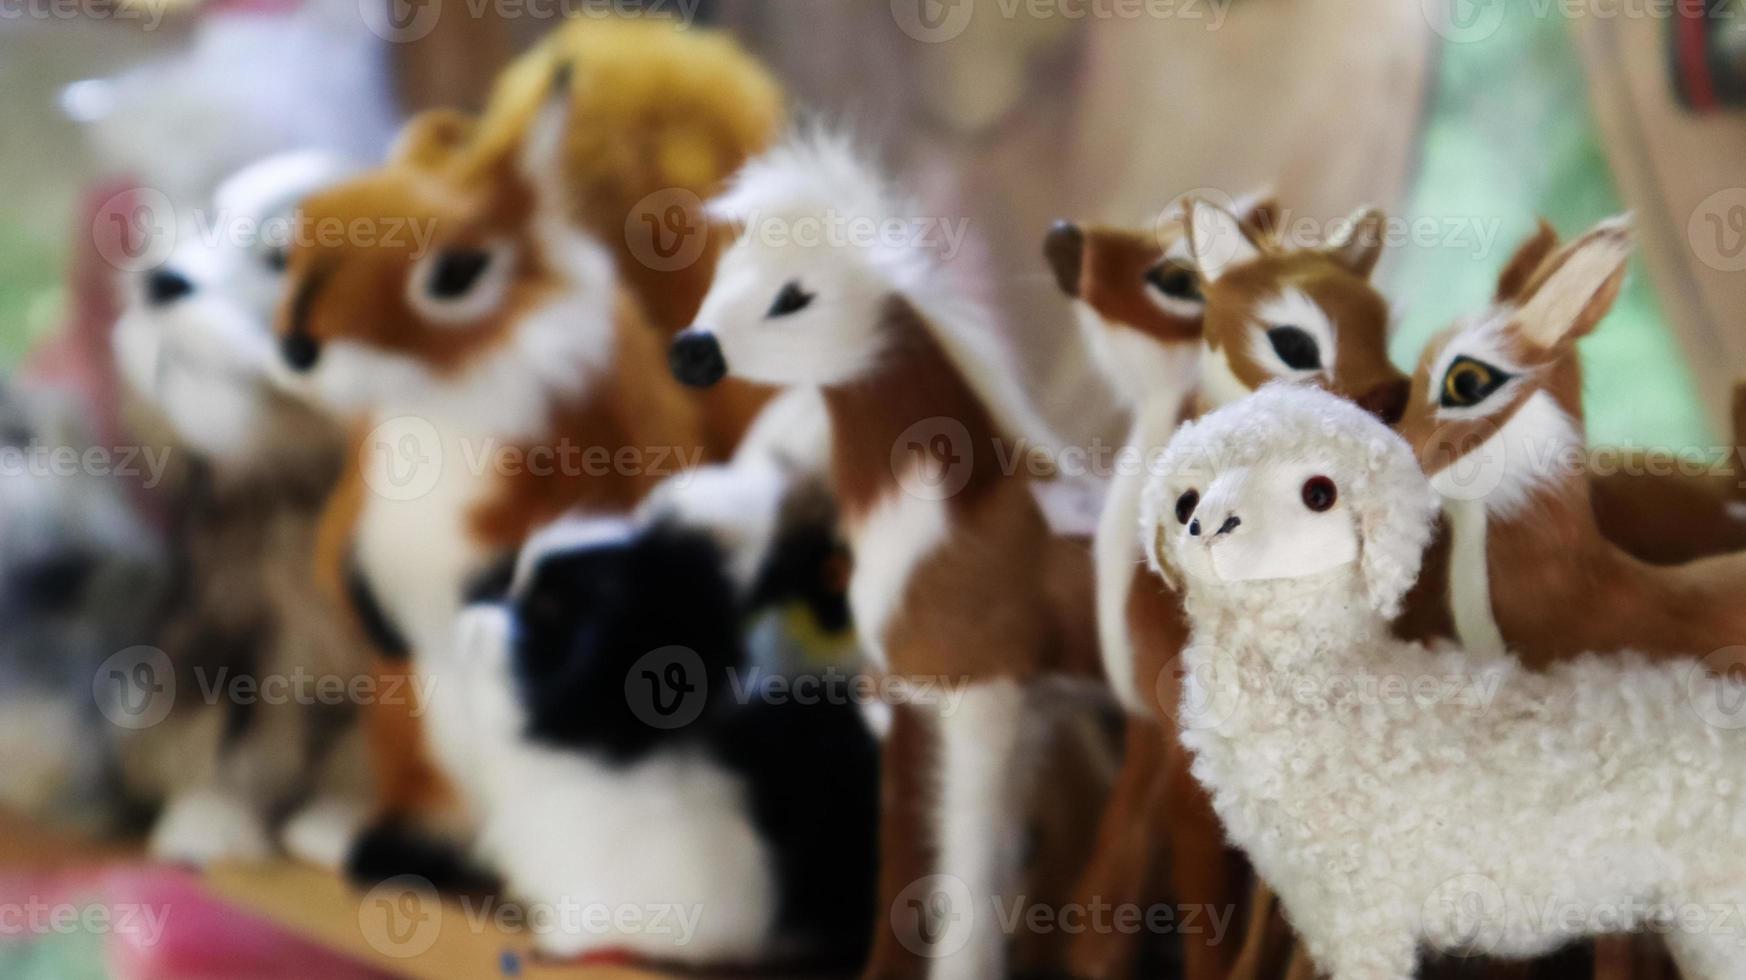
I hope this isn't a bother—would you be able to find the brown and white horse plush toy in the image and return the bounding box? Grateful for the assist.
[1045,197,1409,980]
[672,131,1102,980]
[273,27,781,877]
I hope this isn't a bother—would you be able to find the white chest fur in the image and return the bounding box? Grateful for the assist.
[846,488,950,671]
[354,414,499,799]
[1096,399,1183,715]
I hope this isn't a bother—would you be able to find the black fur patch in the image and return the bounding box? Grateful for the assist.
[346,556,409,661]
[346,819,500,895]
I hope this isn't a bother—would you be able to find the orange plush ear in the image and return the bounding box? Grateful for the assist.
[1235,192,1282,243]
[1186,197,1266,283]
[1494,219,1560,305]
[392,109,478,171]
[1515,215,1632,351]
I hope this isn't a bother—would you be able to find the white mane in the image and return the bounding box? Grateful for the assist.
[710,129,1065,455]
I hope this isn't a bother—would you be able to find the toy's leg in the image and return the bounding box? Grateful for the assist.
[1062,717,1171,978]
[151,786,273,866]
[863,701,938,980]
[281,723,372,871]
[1165,734,1251,980]
[928,678,1031,980]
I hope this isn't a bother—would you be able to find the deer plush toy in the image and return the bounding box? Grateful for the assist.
[1044,196,1408,980]
[672,131,1102,979]
[109,150,372,867]
[1142,382,1746,980]
[274,23,783,879]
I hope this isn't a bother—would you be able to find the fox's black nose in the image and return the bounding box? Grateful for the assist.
[146,268,194,307]
[669,329,726,389]
[281,332,321,372]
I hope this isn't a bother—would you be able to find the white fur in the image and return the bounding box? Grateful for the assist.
[930,679,1033,980]
[846,488,951,670]
[698,130,1063,454]
[1428,390,1581,519]
[1143,385,1746,980]
[458,606,779,963]
[150,787,275,866]
[1072,305,1200,411]
[1249,288,1337,381]
[1095,398,1182,715]
[1443,496,1506,657]
[1197,339,1254,412]
[113,151,354,461]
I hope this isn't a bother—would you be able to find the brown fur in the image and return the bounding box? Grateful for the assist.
[1401,220,1746,664]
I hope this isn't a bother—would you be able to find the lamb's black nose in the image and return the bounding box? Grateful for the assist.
[669,329,726,389]
[281,332,321,372]
[145,268,194,307]
[1216,515,1241,536]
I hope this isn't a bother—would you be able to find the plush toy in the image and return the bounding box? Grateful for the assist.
[0,383,164,830]
[108,150,371,866]
[453,461,874,968]
[274,23,784,882]
[1141,382,1746,980]
[1044,196,1408,980]
[671,130,1104,979]
[1398,217,1746,663]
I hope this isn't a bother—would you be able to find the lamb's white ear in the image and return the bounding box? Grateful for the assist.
[1324,206,1386,279]
[1515,215,1631,351]
[1354,438,1440,620]
[1186,198,1263,283]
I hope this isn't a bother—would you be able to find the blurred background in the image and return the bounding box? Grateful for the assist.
[4,0,1744,445]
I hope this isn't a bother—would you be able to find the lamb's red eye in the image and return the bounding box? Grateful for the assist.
[1175,489,1199,525]
[1302,476,1337,512]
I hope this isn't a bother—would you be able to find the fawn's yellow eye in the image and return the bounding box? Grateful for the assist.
[1440,355,1512,408]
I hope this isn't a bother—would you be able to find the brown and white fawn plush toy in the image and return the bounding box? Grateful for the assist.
[1043,197,1408,980]
[1399,217,1746,664]
[672,131,1102,980]
[1141,382,1746,980]
[272,33,777,874]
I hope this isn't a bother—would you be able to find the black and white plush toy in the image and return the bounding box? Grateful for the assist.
[455,479,875,968]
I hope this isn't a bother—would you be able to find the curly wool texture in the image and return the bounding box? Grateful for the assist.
[1140,385,1746,980]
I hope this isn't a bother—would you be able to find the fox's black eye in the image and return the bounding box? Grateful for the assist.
[1302,476,1337,513]
[1175,489,1199,525]
[429,249,493,300]
[1146,261,1202,302]
[1440,355,1513,409]
[767,280,814,318]
[1267,326,1322,371]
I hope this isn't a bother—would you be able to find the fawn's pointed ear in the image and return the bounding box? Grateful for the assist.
[1494,219,1560,304]
[1186,198,1264,283]
[516,61,575,206]
[392,109,477,170]
[1515,215,1631,351]
[1234,190,1281,242]
[1323,206,1387,279]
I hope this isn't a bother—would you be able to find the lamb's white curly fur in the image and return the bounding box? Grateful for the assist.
[1140,384,1746,980]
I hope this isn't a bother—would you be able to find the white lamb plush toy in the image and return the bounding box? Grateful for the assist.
[1139,383,1746,980]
